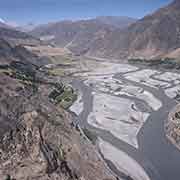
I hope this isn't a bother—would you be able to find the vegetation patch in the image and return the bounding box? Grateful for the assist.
[50,55,74,65]
[128,58,180,70]
[48,68,66,76]
[49,85,77,109]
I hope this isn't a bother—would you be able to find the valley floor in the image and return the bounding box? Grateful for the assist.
[65,56,180,180]
[24,44,180,180]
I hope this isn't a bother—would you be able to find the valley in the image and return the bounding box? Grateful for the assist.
[24,42,180,179]
[53,54,180,180]
[0,0,180,179]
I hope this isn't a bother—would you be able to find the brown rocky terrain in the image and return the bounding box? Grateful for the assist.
[0,37,51,66]
[0,25,40,47]
[0,35,118,180]
[0,73,116,180]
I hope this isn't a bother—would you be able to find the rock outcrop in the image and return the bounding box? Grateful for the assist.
[0,67,116,180]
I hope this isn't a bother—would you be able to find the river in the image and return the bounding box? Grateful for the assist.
[70,62,180,180]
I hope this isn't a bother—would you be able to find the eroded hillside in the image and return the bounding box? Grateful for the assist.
[0,38,117,180]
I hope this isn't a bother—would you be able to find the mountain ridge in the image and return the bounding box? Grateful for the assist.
[95,16,137,28]
[30,0,180,60]
[30,16,136,51]
[86,0,180,59]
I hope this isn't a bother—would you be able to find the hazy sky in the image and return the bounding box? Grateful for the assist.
[0,0,172,25]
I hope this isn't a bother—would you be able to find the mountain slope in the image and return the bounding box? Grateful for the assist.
[0,71,116,180]
[0,26,40,46]
[96,16,137,28]
[30,16,136,55]
[31,1,180,60]
[30,19,117,49]
[87,0,180,59]
[0,38,51,67]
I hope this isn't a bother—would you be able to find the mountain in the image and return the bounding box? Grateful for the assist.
[30,0,180,60]
[0,38,50,67]
[30,17,136,55]
[16,22,38,32]
[30,19,117,48]
[0,23,41,47]
[0,26,47,66]
[86,0,180,59]
[95,16,137,28]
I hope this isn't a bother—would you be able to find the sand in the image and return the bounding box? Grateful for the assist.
[70,91,84,115]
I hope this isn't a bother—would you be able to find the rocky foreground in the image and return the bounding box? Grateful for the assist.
[0,59,116,180]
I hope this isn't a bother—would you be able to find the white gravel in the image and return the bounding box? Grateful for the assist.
[165,85,180,99]
[98,138,151,180]
[88,93,149,148]
[115,85,162,111]
[84,75,123,93]
[124,69,170,88]
[84,73,162,111]
[154,72,180,83]
[70,91,84,115]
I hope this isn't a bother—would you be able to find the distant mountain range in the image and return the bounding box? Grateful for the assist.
[1,0,179,60]
[30,16,137,52]
[0,25,40,47]
[30,0,180,60]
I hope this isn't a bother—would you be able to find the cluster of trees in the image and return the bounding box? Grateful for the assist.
[49,84,77,109]
[128,58,180,70]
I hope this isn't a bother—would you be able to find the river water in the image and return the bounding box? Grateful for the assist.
[71,63,180,180]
